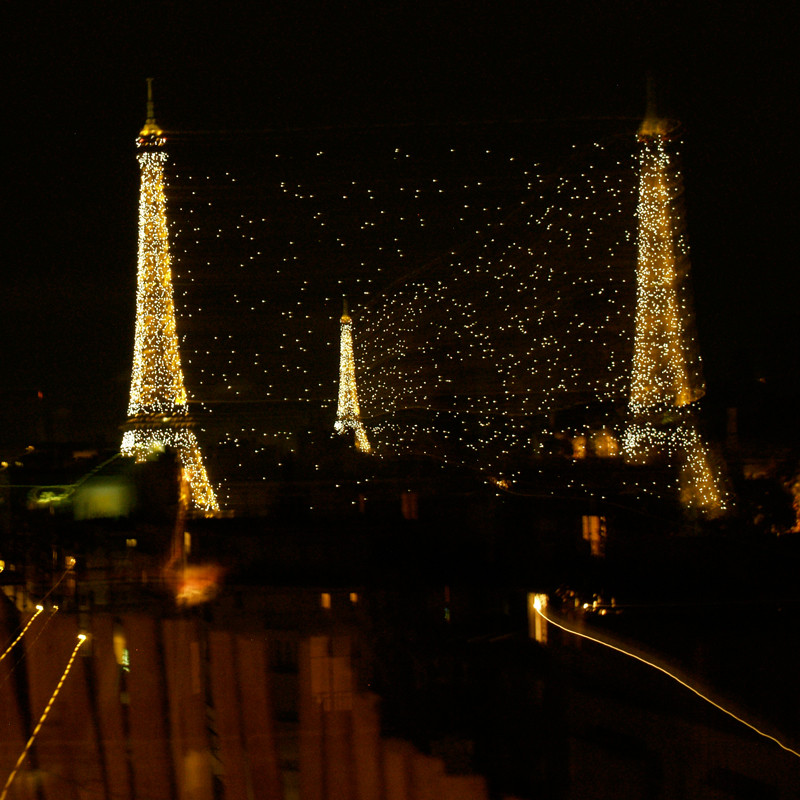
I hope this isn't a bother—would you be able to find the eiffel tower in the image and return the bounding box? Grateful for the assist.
[334,299,371,452]
[121,80,219,514]
[623,98,724,515]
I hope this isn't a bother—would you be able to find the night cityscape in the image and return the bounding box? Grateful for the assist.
[2,3,799,799]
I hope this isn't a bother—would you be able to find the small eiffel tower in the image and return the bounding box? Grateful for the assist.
[334,299,371,452]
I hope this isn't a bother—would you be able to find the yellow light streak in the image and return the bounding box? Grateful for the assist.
[0,634,88,800]
[0,605,44,662]
[532,600,800,760]
[39,566,74,604]
[0,608,59,698]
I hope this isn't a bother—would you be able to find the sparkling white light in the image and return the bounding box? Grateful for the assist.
[163,125,723,512]
[127,149,188,414]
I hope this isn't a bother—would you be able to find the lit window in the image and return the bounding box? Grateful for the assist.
[401,490,418,520]
[113,621,127,666]
[528,594,548,644]
[582,515,606,557]
[591,429,620,458]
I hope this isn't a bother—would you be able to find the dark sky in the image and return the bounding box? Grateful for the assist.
[4,1,797,444]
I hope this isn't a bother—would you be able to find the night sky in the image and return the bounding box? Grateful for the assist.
[4,2,797,446]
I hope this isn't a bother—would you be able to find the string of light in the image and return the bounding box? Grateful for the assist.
[0,605,43,662]
[0,634,88,800]
[0,566,72,664]
[0,607,59,696]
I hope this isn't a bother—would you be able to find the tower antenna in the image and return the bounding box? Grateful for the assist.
[140,77,163,139]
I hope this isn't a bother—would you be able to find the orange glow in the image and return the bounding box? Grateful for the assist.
[175,564,223,607]
[527,593,548,643]
[581,515,606,557]
[787,470,800,533]
[591,428,619,458]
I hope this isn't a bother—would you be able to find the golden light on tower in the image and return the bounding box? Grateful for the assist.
[334,299,371,452]
[624,104,724,515]
[630,121,699,412]
[121,80,219,514]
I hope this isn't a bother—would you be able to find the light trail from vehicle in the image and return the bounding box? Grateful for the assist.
[38,564,74,604]
[0,607,59,695]
[0,605,44,662]
[0,563,73,664]
[532,597,800,759]
[0,634,88,800]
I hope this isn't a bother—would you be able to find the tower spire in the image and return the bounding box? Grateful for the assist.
[139,77,163,139]
[638,75,675,140]
[334,298,371,453]
[122,83,219,514]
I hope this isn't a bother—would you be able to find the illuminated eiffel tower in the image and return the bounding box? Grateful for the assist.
[121,81,219,514]
[334,299,371,452]
[623,98,724,515]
